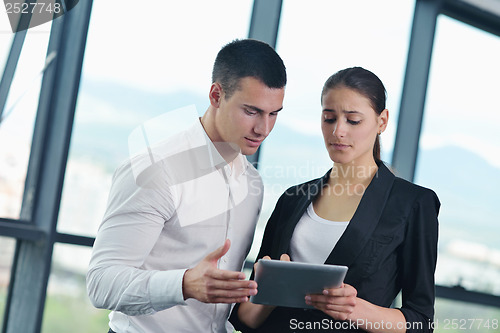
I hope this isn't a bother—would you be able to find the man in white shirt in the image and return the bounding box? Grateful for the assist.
[86,39,286,333]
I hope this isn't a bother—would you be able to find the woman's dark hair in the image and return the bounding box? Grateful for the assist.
[212,39,287,99]
[321,67,386,162]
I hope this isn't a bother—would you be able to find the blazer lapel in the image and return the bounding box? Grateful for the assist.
[324,162,395,266]
[276,171,331,256]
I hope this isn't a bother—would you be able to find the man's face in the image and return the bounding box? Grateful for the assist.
[212,77,285,156]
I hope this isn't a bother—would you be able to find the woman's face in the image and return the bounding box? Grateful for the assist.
[321,86,388,167]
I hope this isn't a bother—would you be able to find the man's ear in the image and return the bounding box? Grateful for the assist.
[209,82,223,108]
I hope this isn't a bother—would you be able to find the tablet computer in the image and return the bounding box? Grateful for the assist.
[250,259,348,309]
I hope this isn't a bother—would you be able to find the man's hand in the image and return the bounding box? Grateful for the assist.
[182,239,257,303]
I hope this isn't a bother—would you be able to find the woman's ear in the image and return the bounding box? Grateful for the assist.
[209,82,223,108]
[378,109,389,134]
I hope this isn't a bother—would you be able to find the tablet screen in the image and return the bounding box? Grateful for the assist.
[249,259,348,309]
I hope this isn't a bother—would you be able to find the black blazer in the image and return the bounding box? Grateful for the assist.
[231,162,440,333]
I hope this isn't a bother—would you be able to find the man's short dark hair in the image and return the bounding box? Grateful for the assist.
[212,39,287,99]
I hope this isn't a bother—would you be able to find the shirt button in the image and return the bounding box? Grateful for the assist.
[211,322,217,332]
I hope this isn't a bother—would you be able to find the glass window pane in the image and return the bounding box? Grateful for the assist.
[414,16,500,295]
[435,298,500,332]
[42,243,109,333]
[251,0,415,259]
[0,17,13,72]
[0,24,51,220]
[57,0,253,237]
[0,236,16,329]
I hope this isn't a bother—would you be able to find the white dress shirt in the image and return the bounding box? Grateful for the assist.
[86,120,263,333]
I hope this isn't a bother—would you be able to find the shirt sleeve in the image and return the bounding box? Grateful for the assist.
[398,189,440,333]
[86,160,186,316]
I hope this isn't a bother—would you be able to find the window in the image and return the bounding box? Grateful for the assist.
[435,298,500,332]
[0,236,15,329]
[0,24,51,220]
[41,244,109,333]
[57,0,254,237]
[414,16,500,296]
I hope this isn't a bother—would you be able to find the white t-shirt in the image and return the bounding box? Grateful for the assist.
[290,203,349,264]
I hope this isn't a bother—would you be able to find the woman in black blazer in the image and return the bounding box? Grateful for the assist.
[231,67,440,332]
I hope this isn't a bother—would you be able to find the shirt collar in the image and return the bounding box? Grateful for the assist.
[193,119,249,178]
